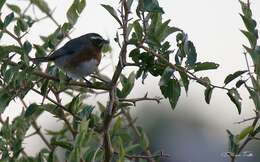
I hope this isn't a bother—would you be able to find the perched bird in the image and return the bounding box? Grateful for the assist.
[32,33,110,80]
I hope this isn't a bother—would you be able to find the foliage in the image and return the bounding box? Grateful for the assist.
[0,0,259,162]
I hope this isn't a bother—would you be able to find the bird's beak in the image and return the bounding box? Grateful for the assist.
[101,39,112,53]
[103,39,110,44]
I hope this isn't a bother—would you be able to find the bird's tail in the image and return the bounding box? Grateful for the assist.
[30,57,51,64]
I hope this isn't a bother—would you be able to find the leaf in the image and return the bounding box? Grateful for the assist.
[119,72,135,98]
[68,147,80,162]
[239,126,253,140]
[51,139,73,151]
[23,41,32,54]
[68,95,81,114]
[143,0,164,13]
[0,90,12,113]
[194,62,219,72]
[126,0,134,10]
[160,79,181,110]
[179,71,189,94]
[204,86,214,104]
[236,80,245,88]
[17,19,28,32]
[40,79,49,96]
[30,0,50,14]
[4,12,14,27]
[67,0,86,25]
[185,41,197,66]
[117,138,125,162]
[226,130,239,154]
[227,88,242,114]
[0,0,6,11]
[24,104,43,118]
[78,105,94,119]
[245,85,260,110]
[133,20,143,41]
[224,70,247,85]
[7,4,21,14]
[139,129,149,150]
[240,29,257,48]
[159,67,173,86]
[101,4,122,26]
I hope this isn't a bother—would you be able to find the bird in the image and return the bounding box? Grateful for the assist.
[31,33,110,81]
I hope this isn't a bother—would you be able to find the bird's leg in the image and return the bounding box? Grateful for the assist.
[82,78,92,86]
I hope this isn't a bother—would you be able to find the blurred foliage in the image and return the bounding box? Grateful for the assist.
[0,0,259,162]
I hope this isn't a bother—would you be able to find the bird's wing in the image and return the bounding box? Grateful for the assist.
[47,37,89,60]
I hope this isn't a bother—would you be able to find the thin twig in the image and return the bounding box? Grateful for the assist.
[114,150,171,160]
[119,93,162,105]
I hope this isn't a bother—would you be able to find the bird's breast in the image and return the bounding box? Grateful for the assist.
[55,58,98,79]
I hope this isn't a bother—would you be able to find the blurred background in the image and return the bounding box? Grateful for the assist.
[1,0,260,162]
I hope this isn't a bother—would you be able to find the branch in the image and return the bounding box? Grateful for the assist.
[4,60,110,90]
[121,108,156,162]
[140,45,230,91]
[114,150,171,160]
[119,93,162,105]
[237,111,260,154]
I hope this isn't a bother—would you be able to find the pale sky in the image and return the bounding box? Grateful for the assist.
[1,0,260,157]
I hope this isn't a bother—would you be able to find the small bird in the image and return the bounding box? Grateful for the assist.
[32,33,110,80]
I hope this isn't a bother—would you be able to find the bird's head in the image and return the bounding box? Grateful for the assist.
[87,33,110,52]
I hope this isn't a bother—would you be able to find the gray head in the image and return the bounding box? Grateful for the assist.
[85,33,109,49]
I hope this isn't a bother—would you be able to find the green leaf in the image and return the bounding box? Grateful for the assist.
[0,90,12,113]
[40,79,49,96]
[240,14,257,33]
[239,0,252,18]
[0,0,6,11]
[67,0,86,25]
[194,62,219,72]
[23,41,32,54]
[236,80,245,88]
[159,67,173,86]
[204,86,214,104]
[245,85,260,110]
[227,88,242,114]
[68,95,81,114]
[101,4,122,26]
[119,72,135,98]
[4,12,14,27]
[117,138,125,162]
[133,20,143,41]
[17,19,28,32]
[7,4,21,14]
[79,105,94,119]
[30,0,50,14]
[43,104,63,117]
[240,29,257,48]
[24,104,43,118]
[160,79,181,110]
[226,129,239,154]
[126,0,134,10]
[68,147,80,162]
[185,41,197,66]
[51,139,73,151]
[239,126,253,140]
[139,129,149,150]
[143,0,164,13]
[224,70,247,85]
[179,71,189,94]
